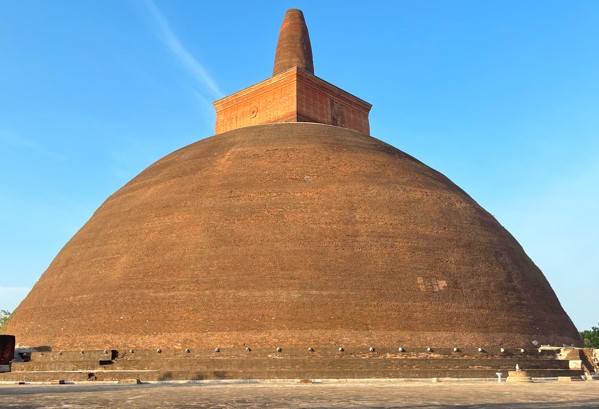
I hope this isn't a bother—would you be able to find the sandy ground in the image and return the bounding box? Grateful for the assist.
[0,380,598,408]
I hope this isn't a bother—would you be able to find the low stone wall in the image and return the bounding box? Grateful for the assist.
[0,346,584,383]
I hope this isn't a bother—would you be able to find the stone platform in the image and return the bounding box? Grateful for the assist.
[0,347,585,383]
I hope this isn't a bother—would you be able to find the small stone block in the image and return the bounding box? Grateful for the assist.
[118,378,142,384]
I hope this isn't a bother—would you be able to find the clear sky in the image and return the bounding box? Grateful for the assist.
[1,1,597,331]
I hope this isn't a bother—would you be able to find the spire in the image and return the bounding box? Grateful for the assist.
[273,9,314,76]
[214,9,371,135]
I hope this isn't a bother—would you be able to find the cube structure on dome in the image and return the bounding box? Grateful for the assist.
[214,67,371,135]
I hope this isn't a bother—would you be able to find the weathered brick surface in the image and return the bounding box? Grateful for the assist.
[214,68,371,134]
[273,9,314,76]
[6,123,581,352]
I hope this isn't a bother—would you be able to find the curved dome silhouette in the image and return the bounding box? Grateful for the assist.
[6,9,580,353]
[8,123,580,349]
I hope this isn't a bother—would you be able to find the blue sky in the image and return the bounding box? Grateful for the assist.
[1,1,597,331]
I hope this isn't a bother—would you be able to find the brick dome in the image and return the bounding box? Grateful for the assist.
[7,122,581,350]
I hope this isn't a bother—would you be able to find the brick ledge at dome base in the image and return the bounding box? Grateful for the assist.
[0,347,589,382]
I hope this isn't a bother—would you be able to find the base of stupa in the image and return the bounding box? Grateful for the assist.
[0,347,588,383]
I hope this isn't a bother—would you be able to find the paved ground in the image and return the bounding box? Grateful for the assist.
[0,380,598,408]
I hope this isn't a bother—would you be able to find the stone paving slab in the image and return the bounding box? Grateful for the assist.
[0,380,598,408]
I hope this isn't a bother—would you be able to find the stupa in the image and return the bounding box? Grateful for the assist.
[6,9,580,364]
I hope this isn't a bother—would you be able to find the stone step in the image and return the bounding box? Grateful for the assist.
[3,348,578,382]
[9,357,571,372]
[0,368,584,383]
[17,350,115,362]
[0,369,160,383]
[3,359,581,383]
